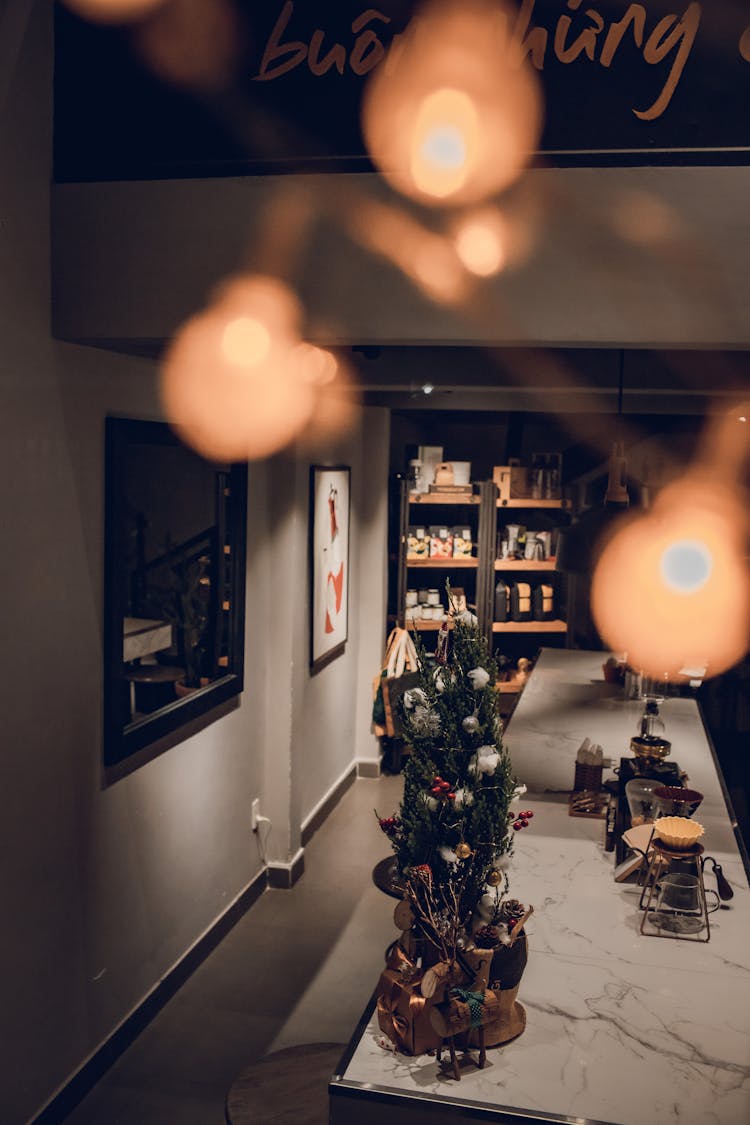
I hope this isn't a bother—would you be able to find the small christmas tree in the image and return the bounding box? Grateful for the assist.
[378,597,532,961]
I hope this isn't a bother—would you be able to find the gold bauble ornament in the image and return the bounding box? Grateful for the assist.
[455,842,472,859]
[486,869,502,886]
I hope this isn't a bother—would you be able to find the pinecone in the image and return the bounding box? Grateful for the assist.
[474,924,501,948]
[499,899,525,924]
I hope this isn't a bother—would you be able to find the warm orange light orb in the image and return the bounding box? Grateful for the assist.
[133,0,239,91]
[62,0,164,25]
[293,343,339,387]
[160,276,316,461]
[221,317,272,368]
[453,210,507,276]
[591,478,750,680]
[410,88,478,199]
[297,356,361,453]
[362,0,543,208]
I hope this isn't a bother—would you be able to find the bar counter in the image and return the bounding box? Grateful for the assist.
[331,649,750,1125]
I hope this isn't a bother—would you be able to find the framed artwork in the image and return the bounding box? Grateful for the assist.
[310,465,350,674]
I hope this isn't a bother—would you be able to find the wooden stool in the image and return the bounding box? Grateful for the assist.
[226,1043,345,1124]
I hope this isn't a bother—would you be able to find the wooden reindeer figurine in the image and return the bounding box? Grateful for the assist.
[423,947,495,1080]
[422,906,534,1080]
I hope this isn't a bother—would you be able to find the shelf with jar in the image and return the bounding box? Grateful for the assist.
[491,517,568,639]
[394,463,573,647]
[398,469,484,629]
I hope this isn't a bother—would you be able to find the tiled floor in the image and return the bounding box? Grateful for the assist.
[65,772,403,1125]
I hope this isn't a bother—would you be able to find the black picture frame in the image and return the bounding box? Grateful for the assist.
[309,465,351,674]
[103,417,247,772]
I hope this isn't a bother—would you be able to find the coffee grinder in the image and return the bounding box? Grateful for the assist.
[613,699,684,865]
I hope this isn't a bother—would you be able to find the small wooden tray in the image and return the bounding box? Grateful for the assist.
[568,791,608,819]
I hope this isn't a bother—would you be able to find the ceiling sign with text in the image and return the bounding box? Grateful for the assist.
[54,0,750,180]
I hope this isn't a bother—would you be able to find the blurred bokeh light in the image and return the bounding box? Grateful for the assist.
[591,474,750,681]
[160,275,317,461]
[62,0,165,24]
[452,208,507,276]
[132,0,240,91]
[361,0,542,208]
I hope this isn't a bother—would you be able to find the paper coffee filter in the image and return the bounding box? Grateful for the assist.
[654,816,704,849]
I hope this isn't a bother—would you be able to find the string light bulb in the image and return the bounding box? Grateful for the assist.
[160,275,316,461]
[591,475,750,680]
[361,0,542,208]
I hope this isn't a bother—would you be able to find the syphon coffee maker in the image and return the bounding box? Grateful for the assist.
[613,698,684,866]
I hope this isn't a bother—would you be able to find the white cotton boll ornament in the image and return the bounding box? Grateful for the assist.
[476,745,499,775]
[496,923,512,946]
[439,845,459,866]
[453,787,474,810]
[467,667,490,691]
[403,688,427,710]
[509,783,527,809]
[458,611,479,626]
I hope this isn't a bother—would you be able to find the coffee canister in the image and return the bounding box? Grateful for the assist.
[405,589,418,607]
[421,604,435,620]
[426,588,440,606]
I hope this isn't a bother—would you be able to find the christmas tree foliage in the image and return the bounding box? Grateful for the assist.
[378,606,532,957]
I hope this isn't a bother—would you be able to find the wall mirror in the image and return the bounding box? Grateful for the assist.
[104,417,247,770]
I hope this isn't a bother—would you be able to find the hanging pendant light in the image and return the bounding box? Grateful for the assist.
[361,0,543,209]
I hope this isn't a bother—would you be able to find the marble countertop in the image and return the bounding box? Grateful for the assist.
[334,650,750,1125]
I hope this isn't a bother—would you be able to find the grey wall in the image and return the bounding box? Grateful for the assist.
[0,4,387,1120]
[52,166,750,351]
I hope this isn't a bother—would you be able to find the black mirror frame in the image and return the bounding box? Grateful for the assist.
[103,417,247,771]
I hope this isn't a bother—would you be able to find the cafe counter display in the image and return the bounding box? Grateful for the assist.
[331,649,750,1125]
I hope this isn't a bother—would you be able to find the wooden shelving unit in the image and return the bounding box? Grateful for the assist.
[497,498,570,509]
[494,559,557,572]
[492,619,568,633]
[409,492,480,505]
[406,619,455,631]
[407,558,478,569]
[396,478,573,650]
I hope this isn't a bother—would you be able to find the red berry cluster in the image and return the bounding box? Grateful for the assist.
[413,864,433,883]
[430,776,456,801]
[512,809,534,831]
[378,816,401,837]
